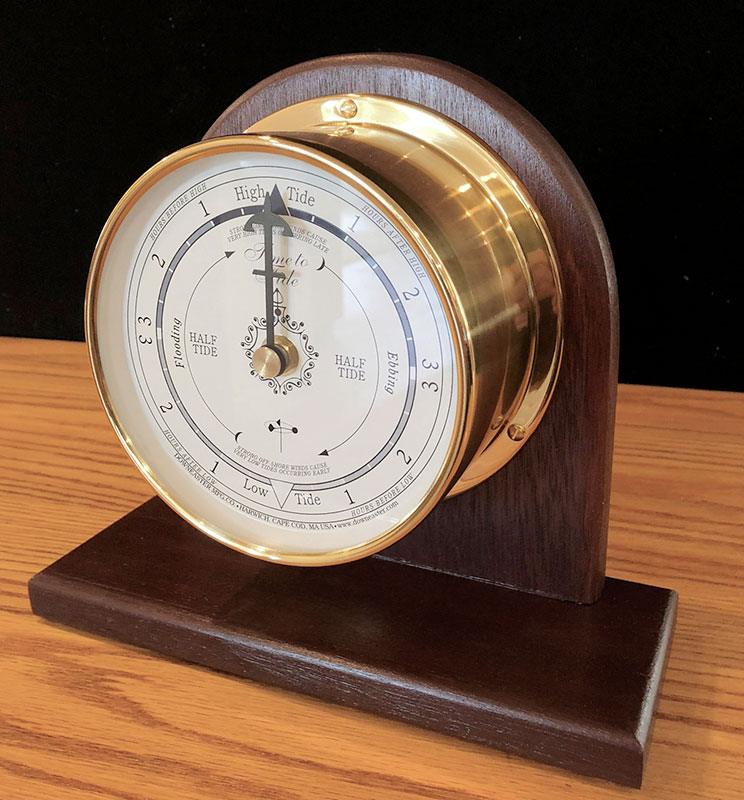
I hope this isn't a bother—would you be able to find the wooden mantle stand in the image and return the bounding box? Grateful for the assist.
[29,497,676,787]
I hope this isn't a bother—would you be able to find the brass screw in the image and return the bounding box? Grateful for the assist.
[507,424,526,442]
[337,98,358,119]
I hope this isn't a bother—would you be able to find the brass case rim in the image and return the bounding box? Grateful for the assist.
[86,135,472,566]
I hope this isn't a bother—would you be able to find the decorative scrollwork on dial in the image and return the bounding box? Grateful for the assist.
[240,314,319,395]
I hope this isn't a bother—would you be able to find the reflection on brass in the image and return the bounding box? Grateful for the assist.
[252,345,283,378]
[507,424,526,442]
[337,98,358,119]
[248,94,564,496]
[251,335,299,379]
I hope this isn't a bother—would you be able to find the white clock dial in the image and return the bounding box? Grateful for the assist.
[91,139,464,563]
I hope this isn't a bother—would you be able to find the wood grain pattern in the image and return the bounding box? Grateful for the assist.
[2,337,744,798]
[27,497,676,787]
[205,53,618,603]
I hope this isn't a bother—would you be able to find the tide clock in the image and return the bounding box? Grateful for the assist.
[86,93,563,566]
[30,54,677,789]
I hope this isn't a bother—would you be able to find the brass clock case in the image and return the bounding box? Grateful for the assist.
[85,94,563,566]
[247,95,564,494]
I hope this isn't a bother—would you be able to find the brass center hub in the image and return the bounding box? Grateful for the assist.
[251,336,299,379]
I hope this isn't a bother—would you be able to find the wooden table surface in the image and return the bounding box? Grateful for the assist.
[1,337,743,799]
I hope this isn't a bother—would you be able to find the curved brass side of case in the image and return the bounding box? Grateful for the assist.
[247,95,564,494]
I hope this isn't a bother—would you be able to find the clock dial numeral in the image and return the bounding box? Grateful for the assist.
[396,449,412,465]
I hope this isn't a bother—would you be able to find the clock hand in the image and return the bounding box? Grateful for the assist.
[246,191,293,346]
[245,188,295,378]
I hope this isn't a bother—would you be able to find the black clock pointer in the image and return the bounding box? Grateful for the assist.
[245,189,293,356]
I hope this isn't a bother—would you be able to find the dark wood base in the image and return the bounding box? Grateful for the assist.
[28,498,676,788]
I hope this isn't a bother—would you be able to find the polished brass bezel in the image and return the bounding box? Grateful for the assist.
[86,135,473,566]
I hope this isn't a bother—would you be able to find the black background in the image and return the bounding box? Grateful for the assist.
[1,1,741,390]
